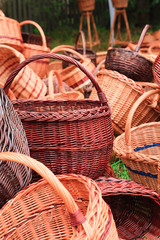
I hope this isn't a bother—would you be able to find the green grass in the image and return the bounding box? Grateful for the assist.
[111,158,131,180]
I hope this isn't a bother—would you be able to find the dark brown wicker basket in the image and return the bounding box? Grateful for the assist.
[4,53,114,182]
[22,32,51,48]
[63,31,97,66]
[0,87,31,208]
[105,25,153,82]
[96,176,160,240]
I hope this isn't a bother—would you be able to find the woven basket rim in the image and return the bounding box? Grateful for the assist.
[23,42,50,51]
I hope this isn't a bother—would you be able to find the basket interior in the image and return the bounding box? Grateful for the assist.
[103,194,160,239]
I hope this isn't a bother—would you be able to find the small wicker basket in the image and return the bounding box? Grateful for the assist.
[0,10,23,52]
[0,152,119,240]
[78,0,95,11]
[20,20,50,78]
[114,89,160,193]
[112,0,128,8]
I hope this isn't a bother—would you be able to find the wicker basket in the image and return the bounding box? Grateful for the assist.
[63,31,97,66]
[0,88,31,208]
[114,89,160,192]
[112,0,128,8]
[78,0,95,11]
[51,46,96,94]
[152,52,160,87]
[90,67,160,135]
[0,152,119,240]
[96,176,160,240]
[105,25,154,83]
[0,44,46,99]
[22,31,51,48]
[4,53,114,182]
[20,20,50,79]
[0,10,23,52]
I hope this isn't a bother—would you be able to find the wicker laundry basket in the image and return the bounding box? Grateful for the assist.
[4,53,114,182]
[96,176,160,240]
[20,20,50,78]
[0,88,31,208]
[0,10,23,52]
[114,89,160,192]
[0,44,46,99]
[51,46,96,94]
[0,152,119,240]
[90,67,160,135]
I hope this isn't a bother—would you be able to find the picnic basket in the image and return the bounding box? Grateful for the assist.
[51,46,96,94]
[0,44,46,99]
[63,31,97,66]
[105,25,154,82]
[20,20,50,78]
[0,10,23,52]
[113,89,160,192]
[0,87,31,208]
[152,52,160,87]
[90,65,160,135]
[4,53,114,182]
[96,176,160,240]
[0,152,119,240]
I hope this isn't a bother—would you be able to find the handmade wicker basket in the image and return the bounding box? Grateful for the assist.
[96,176,160,240]
[0,152,119,240]
[0,44,46,99]
[112,0,128,8]
[4,53,114,182]
[0,88,31,208]
[0,10,23,52]
[114,89,160,192]
[78,0,95,11]
[90,67,160,135]
[51,46,96,94]
[20,20,50,78]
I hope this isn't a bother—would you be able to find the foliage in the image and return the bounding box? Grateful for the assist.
[111,159,131,180]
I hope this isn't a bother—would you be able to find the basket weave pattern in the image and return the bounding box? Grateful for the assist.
[152,53,160,87]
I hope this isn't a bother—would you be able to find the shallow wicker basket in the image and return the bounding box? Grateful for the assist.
[4,53,114,182]
[0,10,23,52]
[20,20,50,78]
[0,88,31,208]
[0,152,119,240]
[96,176,160,240]
[90,68,160,135]
[114,89,160,193]
[0,44,46,99]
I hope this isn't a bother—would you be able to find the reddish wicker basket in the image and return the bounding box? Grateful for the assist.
[96,176,160,240]
[0,152,119,240]
[152,52,160,87]
[4,53,114,182]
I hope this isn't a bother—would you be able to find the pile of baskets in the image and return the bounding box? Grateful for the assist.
[0,9,160,240]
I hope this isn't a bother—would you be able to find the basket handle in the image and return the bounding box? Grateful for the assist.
[0,152,93,236]
[48,70,66,98]
[125,89,160,152]
[4,53,108,104]
[93,59,105,77]
[135,24,150,53]
[50,45,86,62]
[20,20,48,49]
[74,31,86,56]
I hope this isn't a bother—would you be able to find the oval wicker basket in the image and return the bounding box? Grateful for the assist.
[90,67,160,135]
[0,88,31,208]
[96,176,160,240]
[4,53,114,182]
[20,20,50,79]
[78,0,95,11]
[105,25,153,83]
[0,44,46,99]
[0,10,23,52]
[0,152,119,240]
[113,89,160,193]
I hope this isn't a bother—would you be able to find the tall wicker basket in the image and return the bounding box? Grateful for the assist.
[114,89,160,193]
[4,53,114,182]
[0,152,119,240]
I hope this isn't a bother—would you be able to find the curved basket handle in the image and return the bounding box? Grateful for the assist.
[0,152,93,236]
[93,59,105,77]
[20,20,47,49]
[4,53,108,105]
[135,24,150,53]
[50,45,86,62]
[125,89,160,152]
[74,31,86,56]
[48,70,65,98]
